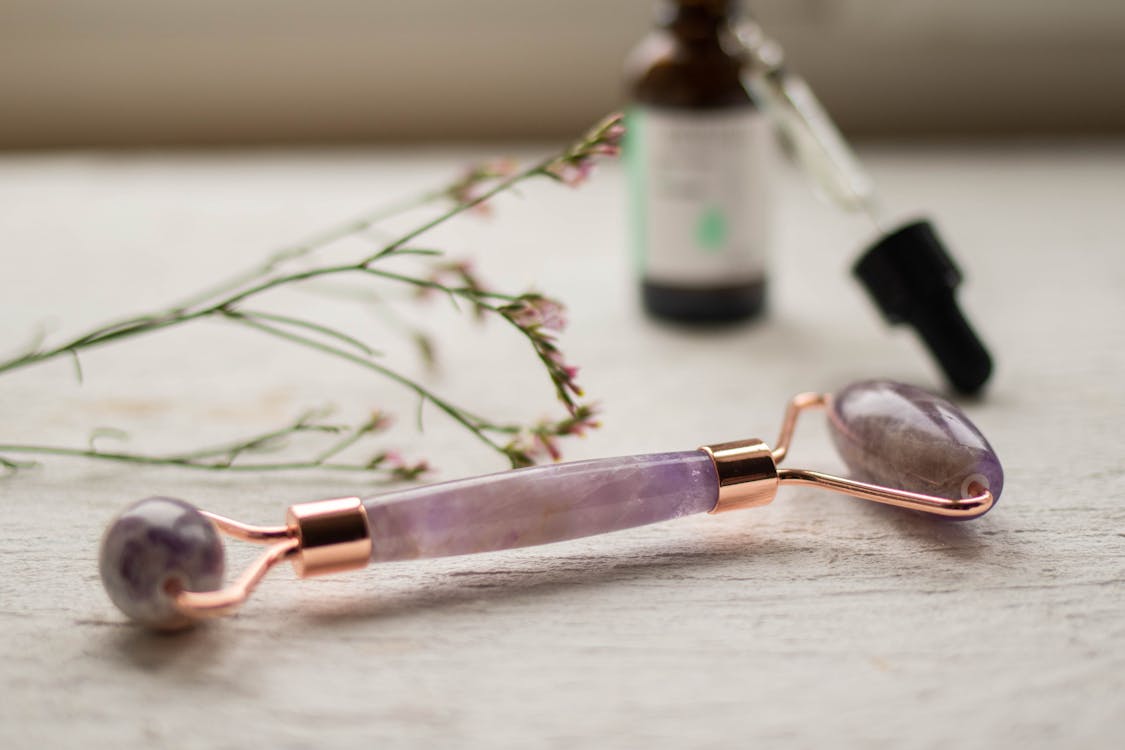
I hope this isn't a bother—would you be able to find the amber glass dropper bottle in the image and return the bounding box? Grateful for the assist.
[625,0,770,323]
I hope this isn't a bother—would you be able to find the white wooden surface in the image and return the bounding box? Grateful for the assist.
[1,143,1123,748]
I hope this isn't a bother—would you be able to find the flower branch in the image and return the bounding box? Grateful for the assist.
[0,114,625,477]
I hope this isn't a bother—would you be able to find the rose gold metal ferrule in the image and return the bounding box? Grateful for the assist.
[286,497,373,578]
[701,438,779,513]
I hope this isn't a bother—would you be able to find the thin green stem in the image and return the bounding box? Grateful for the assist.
[312,417,379,464]
[220,311,511,455]
[0,409,403,477]
[357,267,520,303]
[236,309,380,358]
[0,444,399,476]
[292,282,439,369]
[0,311,209,375]
[370,165,550,261]
[168,415,339,463]
[172,188,446,310]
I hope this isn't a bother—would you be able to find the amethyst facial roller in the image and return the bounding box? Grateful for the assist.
[99,380,1003,630]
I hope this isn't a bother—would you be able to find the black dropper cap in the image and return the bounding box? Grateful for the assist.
[854,220,993,394]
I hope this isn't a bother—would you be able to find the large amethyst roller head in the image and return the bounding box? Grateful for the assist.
[826,379,1002,505]
[99,379,1002,630]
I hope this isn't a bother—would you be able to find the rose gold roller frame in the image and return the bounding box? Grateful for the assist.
[170,393,993,622]
[701,392,994,517]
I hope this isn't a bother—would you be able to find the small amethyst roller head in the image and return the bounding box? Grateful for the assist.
[99,495,366,630]
[99,497,226,631]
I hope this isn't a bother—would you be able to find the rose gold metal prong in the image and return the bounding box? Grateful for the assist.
[770,391,827,463]
[173,537,299,620]
[199,510,291,544]
[778,470,994,518]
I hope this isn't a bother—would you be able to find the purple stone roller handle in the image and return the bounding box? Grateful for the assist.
[363,451,719,562]
[827,380,1003,510]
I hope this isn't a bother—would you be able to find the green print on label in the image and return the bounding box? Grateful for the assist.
[695,206,728,252]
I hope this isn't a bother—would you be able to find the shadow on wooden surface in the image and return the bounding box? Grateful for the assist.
[292,508,995,628]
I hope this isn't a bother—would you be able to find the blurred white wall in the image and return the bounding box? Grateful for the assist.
[1,0,1123,148]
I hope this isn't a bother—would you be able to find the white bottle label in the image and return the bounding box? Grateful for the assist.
[627,106,771,286]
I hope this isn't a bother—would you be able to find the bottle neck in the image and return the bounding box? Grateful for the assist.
[658,0,743,41]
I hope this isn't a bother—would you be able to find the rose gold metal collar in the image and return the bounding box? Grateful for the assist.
[171,497,371,621]
[701,392,993,517]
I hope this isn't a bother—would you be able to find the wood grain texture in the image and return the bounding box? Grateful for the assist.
[1,143,1123,749]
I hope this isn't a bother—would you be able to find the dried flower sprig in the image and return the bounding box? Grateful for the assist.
[447,158,519,216]
[499,295,582,412]
[0,114,625,477]
[543,114,626,188]
[418,259,494,320]
[500,404,602,468]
